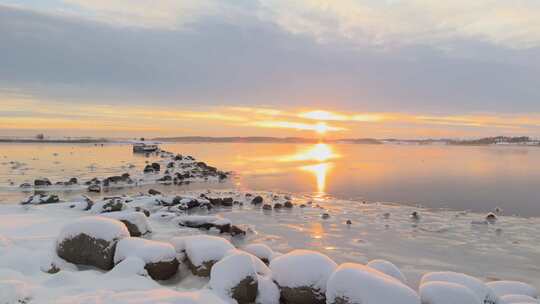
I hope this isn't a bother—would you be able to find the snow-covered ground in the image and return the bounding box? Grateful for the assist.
[0,190,539,303]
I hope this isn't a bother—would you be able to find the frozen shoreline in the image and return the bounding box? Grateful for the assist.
[1,189,539,303]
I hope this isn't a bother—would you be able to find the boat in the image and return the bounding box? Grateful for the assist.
[132,143,159,153]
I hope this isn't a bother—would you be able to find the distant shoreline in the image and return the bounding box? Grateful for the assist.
[0,138,109,144]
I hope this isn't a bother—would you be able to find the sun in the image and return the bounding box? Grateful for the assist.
[314,122,329,134]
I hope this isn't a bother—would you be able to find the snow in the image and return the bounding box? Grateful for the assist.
[103,211,152,235]
[225,249,271,276]
[57,216,130,242]
[421,272,498,304]
[256,275,280,304]
[269,249,337,292]
[367,259,407,284]
[171,235,234,267]
[242,243,275,262]
[326,263,420,304]
[0,279,33,304]
[114,237,177,264]
[500,294,539,303]
[55,289,229,304]
[176,215,232,227]
[209,250,257,301]
[419,281,481,304]
[487,281,538,299]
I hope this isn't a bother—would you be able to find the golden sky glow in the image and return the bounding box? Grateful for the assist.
[2,97,540,138]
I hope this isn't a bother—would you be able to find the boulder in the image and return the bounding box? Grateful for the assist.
[90,198,127,213]
[151,162,161,171]
[421,272,498,304]
[420,281,480,304]
[326,263,420,304]
[251,196,264,205]
[143,165,155,173]
[102,211,151,237]
[486,280,538,299]
[284,201,294,208]
[114,237,179,280]
[34,178,52,187]
[56,216,129,270]
[20,194,60,205]
[177,215,245,237]
[148,189,162,195]
[210,251,258,304]
[242,243,274,265]
[270,250,337,304]
[88,184,101,192]
[170,235,234,277]
[367,259,407,284]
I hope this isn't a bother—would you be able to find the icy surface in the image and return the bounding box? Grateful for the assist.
[57,216,129,242]
[269,249,337,291]
[114,237,177,264]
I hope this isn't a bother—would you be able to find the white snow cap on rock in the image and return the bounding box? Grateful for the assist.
[57,216,129,243]
[171,235,234,267]
[256,275,280,304]
[210,250,258,300]
[421,272,498,304]
[487,281,538,299]
[367,259,407,283]
[500,294,539,303]
[326,263,420,304]
[225,249,271,276]
[114,237,177,264]
[420,281,481,304]
[243,243,275,263]
[269,249,337,292]
[103,211,152,235]
[57,289,228,304]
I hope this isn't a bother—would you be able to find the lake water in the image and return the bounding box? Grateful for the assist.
[1,142,540,216]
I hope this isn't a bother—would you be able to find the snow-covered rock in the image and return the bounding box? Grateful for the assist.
[102,211,151,237]
[420,281,481,304]
[243,243,275,264]
[210,250,258,304]
[56,216,129,270]
[256,275,280,304]
[367,259,407,284]
[114,237,179,280]
[421,272,498,304]
[487,281,538,299]
[20,193,60,205]
[90,197,127,213]
[171,235,235,276]
[270,249,337,304]
[177,215,246,236]
[326,263,420,304]
[500,294,538,303]
[0,279,33,304]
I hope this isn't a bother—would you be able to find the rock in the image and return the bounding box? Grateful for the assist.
[20,194,60,205]
[487,280,538,299]
[19,182,32,188]
[143,165,155,173]
[210,251,258,304]
[262,204,272,210]
[251,196,263,205]
[270,250,337,304]
[103,174,133,187]
[56,216,129,270]
[221,197,234,207]
[322,213,330,219]
[174,154,183,161]
[34,178,52,187]
[90,198,126,213]
[148,189,161,195]
[411,211,420,221]
[327,263,420,304]
[157,175,172,182]
[167,162,175,168]
[134,207,151,217]
[486,213,498,223]
[367,259,407,283]
[103,211,151,237]
[284,201,293,208]
[151,162,160,171]
[346,220,352,225]
[114,237,179,281]
[177,215,244,236]
[421,272,498,304]
[274,203,283,209]
[420,281,480,304]
[68,177,78,185]
[171,235,235,277]
[88,184,101,192]
[243,243,274,265]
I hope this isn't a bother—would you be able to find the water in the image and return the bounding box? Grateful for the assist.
[1,142,540,216]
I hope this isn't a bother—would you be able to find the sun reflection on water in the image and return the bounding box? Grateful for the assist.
[301,162,332,195]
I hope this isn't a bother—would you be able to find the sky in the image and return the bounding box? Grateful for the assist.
[1,0,540,139]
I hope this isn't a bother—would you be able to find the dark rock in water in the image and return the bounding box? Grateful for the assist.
[410,211,420,221]
[251,196,263,205]
[262,204,272,210]
[135,207,151,217]
[68,177,78,185]
[34,178,52,187]
[279,285,326,304]
[103,174,133,186]
[157,175,172,182]
[174,154,183,161]
[143,165,155,173]
[346,220,352,225]
[230,225,246,237]
[486,212,498,223]
[151,162,160,171]
[85,177,101,186]
[299,204,306,208]
[101,199,125,213]
[321,213,330,219]
[221,197,233,207]
[121,173,130,179]
[284,201,294,208]
[57,233,121,271]
[145,259,179,281]
[148,189,162,195]
[218,172,228,180]
[167,162,175,168]
[274,203,283,209]
[88,184,101,192]
[19,182,32,188]
[21,194,60,205]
